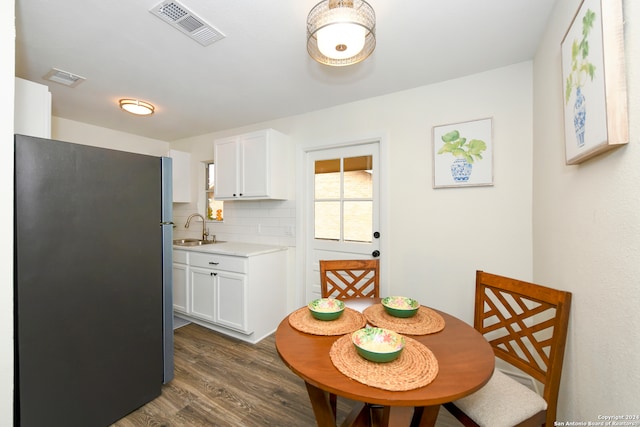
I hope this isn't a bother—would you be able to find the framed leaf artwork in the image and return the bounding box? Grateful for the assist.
[433,118,493,188]
[561,0,628,164]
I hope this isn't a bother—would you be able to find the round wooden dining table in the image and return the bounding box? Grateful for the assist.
[275,298,495,427]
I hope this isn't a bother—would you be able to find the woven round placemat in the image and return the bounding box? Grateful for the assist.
[288,307,366,336]
[363,305,445,335]
[330,334,439,391]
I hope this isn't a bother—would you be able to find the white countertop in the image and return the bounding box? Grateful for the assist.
[173,241,287,257]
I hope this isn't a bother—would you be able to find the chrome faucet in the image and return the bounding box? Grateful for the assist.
[185,213,208,241]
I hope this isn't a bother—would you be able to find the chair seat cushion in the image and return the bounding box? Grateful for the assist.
[453,369,548,427]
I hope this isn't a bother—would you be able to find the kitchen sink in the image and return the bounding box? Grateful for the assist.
[173,238,217,246]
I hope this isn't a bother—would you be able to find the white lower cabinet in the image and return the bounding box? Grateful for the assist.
[189,266,247,330]
[173,251,188,314]
[189,266,217,323]
[172,248,286,344]
[214,271,247,330]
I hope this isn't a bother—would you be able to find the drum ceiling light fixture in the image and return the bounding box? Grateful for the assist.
[307,0,376,67]
[119,99,155,116]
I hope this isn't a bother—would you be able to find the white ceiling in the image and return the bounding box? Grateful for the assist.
[15,0,558,142]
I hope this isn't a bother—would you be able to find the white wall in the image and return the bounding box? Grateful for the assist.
[52,116,170,156]
[1,2,15,425]
[173,62,534,322]
[533,0,640,421]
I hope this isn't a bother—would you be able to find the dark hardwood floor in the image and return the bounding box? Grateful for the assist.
[110,323,354,426]
[111,322,460,427]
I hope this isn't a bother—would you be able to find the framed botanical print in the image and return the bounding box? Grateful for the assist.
[433,118,493,188]
[561,0,628,164]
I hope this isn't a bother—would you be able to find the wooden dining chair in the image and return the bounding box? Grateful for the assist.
[319,259,380,299]
[319,258,380,423]
[443,270,572,427]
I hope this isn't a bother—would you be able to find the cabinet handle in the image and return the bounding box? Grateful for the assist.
[209,262,219,265]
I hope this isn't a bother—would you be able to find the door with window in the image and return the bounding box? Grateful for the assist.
[305,142,381,301]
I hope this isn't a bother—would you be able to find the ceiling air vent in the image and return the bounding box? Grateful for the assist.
[43,68,86,88]
[150,0,225,47]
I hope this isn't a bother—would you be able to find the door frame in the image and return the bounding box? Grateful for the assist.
[293,133,390,308]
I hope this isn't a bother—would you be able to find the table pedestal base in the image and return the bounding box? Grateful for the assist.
[305,382,441,427]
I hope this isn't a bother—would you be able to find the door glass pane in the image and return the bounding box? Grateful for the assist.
[344,201,372,243]
[314,201,340,240]
[315,159,341,199]
[344,156,372,198]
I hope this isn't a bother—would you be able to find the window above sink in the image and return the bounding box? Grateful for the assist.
[206,162,224,221]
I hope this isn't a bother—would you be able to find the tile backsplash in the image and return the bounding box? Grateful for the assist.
[173,200,296,247]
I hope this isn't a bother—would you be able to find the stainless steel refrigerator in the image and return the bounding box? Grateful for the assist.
[14,135,174,427]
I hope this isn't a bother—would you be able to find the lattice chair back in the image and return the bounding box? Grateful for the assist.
[319,259,380,299]
[445,271,572,427]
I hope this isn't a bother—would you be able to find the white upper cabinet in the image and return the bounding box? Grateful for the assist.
[213,129,291,200]
[14,78,51,139]
[168,149,191,203]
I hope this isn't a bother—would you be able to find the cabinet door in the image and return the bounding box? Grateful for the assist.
[241,132,269,198]
[14,77,51,139]
[214,271,248,332]
[214,137,239,198]
[172,262,188,314]
[189,266,215,322]
[168,149,191,203]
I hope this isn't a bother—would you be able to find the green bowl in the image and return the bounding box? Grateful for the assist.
[381,296,420,318]
[308,298,345,321]
[352,327,405,363]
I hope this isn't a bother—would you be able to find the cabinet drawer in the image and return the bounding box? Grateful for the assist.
[189,252,246,273]
[173,250,188,264]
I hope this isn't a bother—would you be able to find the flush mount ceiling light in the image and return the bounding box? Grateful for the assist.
[307,0,376,66]
[119,99,155,116]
